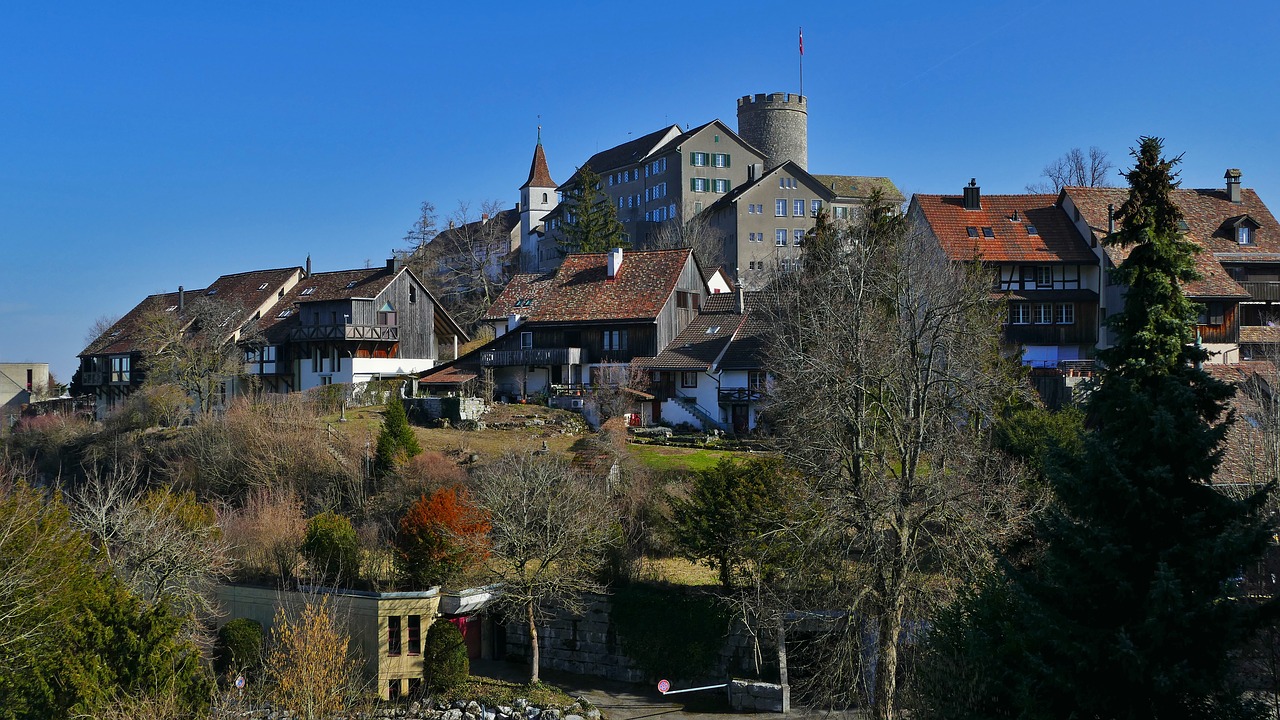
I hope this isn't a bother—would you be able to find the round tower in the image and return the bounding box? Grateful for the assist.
[736,92,808,171]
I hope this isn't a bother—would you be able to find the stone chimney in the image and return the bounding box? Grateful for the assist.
[178,286,184,312]
[305,255,311,277]
[736,286,746,314]
[607,247,624,279]
[1226,169,1243,203]
[962,179,981,211]
[1107,204,1115,233]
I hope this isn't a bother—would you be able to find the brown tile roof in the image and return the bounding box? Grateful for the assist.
[257,265,399,339]
[481,269,558,322]
[1064,186,1264,298]
[1201,362,1275,485]
[486,248,695,324]
[521,141,557,189]
[811,174,905,204]
[1240,326,1280,344]
[914,194,1097,265]
[419,366,477,386]
[638,300,746,370]
[81,289,200,356]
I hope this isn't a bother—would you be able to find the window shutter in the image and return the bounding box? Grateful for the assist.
[725,154,731,168]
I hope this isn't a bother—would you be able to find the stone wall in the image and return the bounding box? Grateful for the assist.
[502,594,775,686]
[729,680,788,713]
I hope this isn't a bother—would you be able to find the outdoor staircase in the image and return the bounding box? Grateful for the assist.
[673,395,727,432]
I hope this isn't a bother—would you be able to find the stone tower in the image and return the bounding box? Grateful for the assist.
[736,92,808,171]
[519,129,558,272]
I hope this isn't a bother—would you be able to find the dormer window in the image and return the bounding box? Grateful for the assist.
[1229,215,1261,246]
[1238,226,1254,245]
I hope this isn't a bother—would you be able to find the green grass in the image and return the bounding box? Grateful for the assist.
[435,676,586,710]
[627,444,745,473]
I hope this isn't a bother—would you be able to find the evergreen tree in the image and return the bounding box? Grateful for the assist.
[919,137,1274,719]
[375,399,421,475]
[557,165,625,255]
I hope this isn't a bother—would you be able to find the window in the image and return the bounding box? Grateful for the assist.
[712,153,730,168]
[320,376,333,386]
[312,348,320,373]
[300,287,316,296]
[407,616,421,655]
[388,679,401,700]
[262,346,276,362]
[776,229,787,246]
[379,311,396,325]
[344,280,358,289]
[603,330,627,352]
[387,616,401,656]
[520,332,532,349]
[982,227,994,238]
[165,305,178,312]
[712,178,730,193]
[257,282,269,290]
[206,288,217,295]
[691,152,708,167]
[110,355,131,383]
[748,371,767,388]
[706,325,721,334]
[794,229,805,245]
[834,206,849,220]
[1055,303,1075,324]
[1035,266,1053,288]
[779,178,787,189]
[1034,303,1053,324]
[776,199,787,216]
[966,227,979,238]
[811,200,822,216]
[691,178,709,193]
[542,192,548,203]
[681,371,698,388]
[1026,224,1039,235]
[793,199,805,217]
[409,285,417,304]
[1010,303,1030,324]
[1239,226,1254,245]
[1198,302,1226,326]
[408,678,421,696]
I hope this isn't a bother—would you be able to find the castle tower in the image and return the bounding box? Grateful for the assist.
[736,93,808,171]
[519,129,558,272]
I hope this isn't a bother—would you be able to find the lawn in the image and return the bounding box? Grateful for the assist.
[626,443,749,473]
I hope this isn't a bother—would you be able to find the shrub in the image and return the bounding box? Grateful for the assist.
[376,400,422,474]
[301,512,360,585]
[395,487,490,590]
[423,619,470,691]
[215,618,264,677]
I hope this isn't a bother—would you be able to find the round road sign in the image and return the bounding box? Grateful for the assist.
[235,675,246,690]
[657,679,671,694]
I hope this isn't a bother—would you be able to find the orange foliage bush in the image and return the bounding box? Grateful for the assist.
[394,486,490,589]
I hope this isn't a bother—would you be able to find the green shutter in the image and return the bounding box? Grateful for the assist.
[691,179,697,191]
[725,154,731,168]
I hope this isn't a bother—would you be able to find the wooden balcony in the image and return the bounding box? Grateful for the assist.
[1240,281,1280,302]
[480,347,581,367]
[288,324,398,342]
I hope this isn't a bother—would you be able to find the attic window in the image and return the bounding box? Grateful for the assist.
[109,330,121,338]
[165,305,178,312]
[966,227,979,238]
[257,283,269,291]
[277,309,294,318]
[514,298,534,308]
[344,280,358,289]
[1025,224,1039,235]
[206,289,217,295]
[982,227,995,238]
[706,326,721,334]
[1238,227,1255,245]
[1178,219,1190,232]
[300,287,316,296]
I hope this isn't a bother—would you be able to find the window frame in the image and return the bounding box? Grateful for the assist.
[776,229,788,246]
[1009,303,1031,325]
[776,199,787,217]
[387,616,402,656]
[793,199,805,217]
[681,371,698,388]
[1055,303,1075,325]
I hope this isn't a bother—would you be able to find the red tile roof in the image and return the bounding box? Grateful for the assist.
[485,248,695,323]
[521,141,557,190]
[1063,186,1269,299]
[481,270,558,322]
[913,194,1096,264]
[257,266,398,336]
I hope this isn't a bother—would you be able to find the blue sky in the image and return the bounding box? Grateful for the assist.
[3,1,1278,382]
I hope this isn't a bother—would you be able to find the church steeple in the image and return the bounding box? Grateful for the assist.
[521,128,557,190]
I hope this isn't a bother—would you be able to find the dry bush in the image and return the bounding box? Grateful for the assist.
[264,594,362,720]
[220,486,306,582]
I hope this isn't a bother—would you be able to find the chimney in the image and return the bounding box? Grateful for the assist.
[482,213,490,223]
[607,247,624,279]
[736,286,746,314]
[178,286,185,312]
[507,314,521,334]
[1226,168,1243,203]
[748,163,763,182]
[1010,209,1020,222]
[305,255,311,277]
[962,179,981,210]
[1107,203,1115,233]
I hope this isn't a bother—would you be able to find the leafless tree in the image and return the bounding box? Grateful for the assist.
[84,314,121,348]
[70,459,233,636]
[1026,146,1115,193]
[646,207,728,274]
[401,200,518,332]
[264,592,364,720]
[760,204,1035,719]
[586,362,651,428]
[470,452,614,683]
[136,296,260,415]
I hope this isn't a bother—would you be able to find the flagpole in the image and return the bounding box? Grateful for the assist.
[798,27,804,97]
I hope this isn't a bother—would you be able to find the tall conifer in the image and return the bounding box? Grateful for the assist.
[920,137,1274,719]
[558,165,625,255]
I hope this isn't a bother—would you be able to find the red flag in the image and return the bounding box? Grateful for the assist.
[799,27,804,56]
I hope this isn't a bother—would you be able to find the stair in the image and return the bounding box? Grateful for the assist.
[673,395,726,432]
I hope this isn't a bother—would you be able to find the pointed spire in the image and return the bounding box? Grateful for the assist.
[521,129,557,190]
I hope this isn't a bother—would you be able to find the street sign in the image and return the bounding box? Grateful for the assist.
[235,675,246,690]
[657,679,671,694]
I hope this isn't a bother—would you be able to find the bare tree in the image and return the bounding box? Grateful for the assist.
[70,460,232,636]
[264,593,363,720]
[401,200,517,332]
[647,208,728,274]
[1026,146,1115,192]
[586,362,651,428]
[136,296,260,415]
[761,198,1034,719]
[84,314,122,348]
[471,452,613,683]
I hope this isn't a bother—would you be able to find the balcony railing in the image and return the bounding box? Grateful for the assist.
[480,348,581,367]
[81,371,104,386]
[288,324,398,342]
[1240,281,1280,302]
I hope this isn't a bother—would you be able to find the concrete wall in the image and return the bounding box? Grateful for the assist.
[214,584,440,700]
